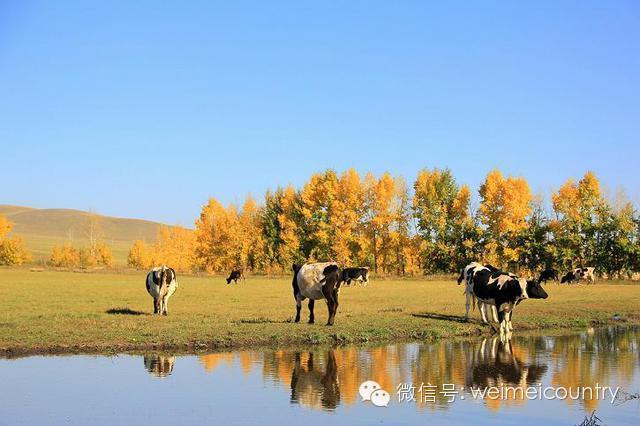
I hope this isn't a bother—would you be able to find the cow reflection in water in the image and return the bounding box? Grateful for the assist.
[290,351,340,410]
[467,337,547,391]
[143,354,176,378]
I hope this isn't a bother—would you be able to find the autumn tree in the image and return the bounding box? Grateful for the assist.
[127,239,151,269]
[195,198,237,272]
[49,243,81,268]
[238,195,265,271]
[151,225,196,272]
[262,186,303,272]
[362,172,409,274]
[478,169,532,267]
[412,168,474,272]
[551,171,603,268]
[0,214,31,265]
[333,169,365,265]
[515,196,553,272]
[298,170,339,261]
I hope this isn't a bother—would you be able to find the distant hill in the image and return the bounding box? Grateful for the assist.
[0,205,171,264]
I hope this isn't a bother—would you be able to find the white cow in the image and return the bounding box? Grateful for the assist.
[292,262,342,325]
[146,265,178,315]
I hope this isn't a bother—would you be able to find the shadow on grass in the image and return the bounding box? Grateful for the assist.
[412,312,476,324]
[235,317,288,324]
[106,308,147,316]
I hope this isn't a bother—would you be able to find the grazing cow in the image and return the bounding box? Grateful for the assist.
[342,267,369,286]
[145,265,178,315]
[560,271,576,284]
[292,262,343,326]
[226,269,245,284]
[457,262,498,324]
[561,267,595,284]
[538,269,559,284]
[575,267,595,283]
[470,267,548,337]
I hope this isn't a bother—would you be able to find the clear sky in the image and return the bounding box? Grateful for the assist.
[1,1,638,225]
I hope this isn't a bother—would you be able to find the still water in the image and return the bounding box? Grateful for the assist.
[1,327,638,425]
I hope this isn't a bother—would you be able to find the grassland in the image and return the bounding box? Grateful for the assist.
[0,205,165,264]
[1,268,639,356]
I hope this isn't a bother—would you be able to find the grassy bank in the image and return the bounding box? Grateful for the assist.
[1,269,639,356]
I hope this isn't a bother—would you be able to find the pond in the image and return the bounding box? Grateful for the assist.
[1,327,638,425]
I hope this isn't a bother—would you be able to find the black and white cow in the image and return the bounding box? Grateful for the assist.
[226,269,245,284]
[561,267,595,284]
[145,265,178,315]
[538,269,559,284]
[292,262,343,326]
[470,267,548,336]
[342,267,369,286]
[458,262,502,324]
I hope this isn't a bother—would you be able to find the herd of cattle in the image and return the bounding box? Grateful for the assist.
[143,262,595,337]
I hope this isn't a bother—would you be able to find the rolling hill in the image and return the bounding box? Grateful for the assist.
[0,205,171,264]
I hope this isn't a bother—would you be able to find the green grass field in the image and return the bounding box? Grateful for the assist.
[1,268,639,356]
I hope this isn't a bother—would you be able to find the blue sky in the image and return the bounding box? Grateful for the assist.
[1,1,638,225]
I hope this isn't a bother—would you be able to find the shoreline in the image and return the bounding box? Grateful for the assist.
[2,317,636,359]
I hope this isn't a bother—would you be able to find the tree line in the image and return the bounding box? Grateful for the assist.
[127,168,640,278]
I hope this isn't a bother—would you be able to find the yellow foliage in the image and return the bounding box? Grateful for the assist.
[552,171,602,220]
[0,236,32,265]
[49,239,113,268]
[194,198,241,272]
[49,243,81,268]
[479,169,532,236]
[278,185,301,267]
[0,215,12,239]
[127,239,151,269]
[0,214,32,265]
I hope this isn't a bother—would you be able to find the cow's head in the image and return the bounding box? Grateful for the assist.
[526,279,548,299]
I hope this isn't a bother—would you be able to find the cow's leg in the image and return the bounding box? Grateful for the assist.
[294,293,303,323]
[162,296,169,316]
[153,298,158,314]
[479,302,489,324]
[329,289,340,325]
[322,284,337,326]
[497,310,507,338]
[490,305,498,323]
[465,291,471,321]
[308,299,315,324]
[506,311,513,332]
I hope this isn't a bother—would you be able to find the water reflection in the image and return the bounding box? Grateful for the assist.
[150,326,639,412]
[290,351,340,409]
[143,354,176,378]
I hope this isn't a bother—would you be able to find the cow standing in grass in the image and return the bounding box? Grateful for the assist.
[458,262,498,324]
[292,262,343,326]
[146,265,178,315]
[342,267,369,286]
[538,268,559,284]
[470,267,548,337]
[226,269,245,284]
